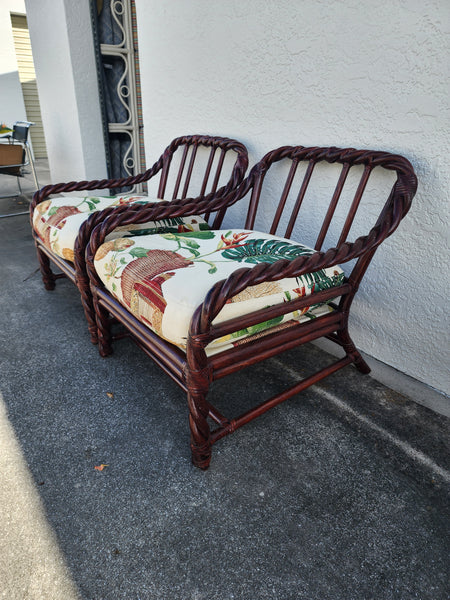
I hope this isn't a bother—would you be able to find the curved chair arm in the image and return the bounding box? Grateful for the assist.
[190,225,410,339]
[189,241,365,342]
[30,156,165,212]
[78,144,248,280]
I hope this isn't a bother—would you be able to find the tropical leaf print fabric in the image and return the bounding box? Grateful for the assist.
[32,194,209,262]
[221,238,314,263]
[94,229,345,354]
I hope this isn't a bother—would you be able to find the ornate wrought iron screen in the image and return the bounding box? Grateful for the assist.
[91,0,145,191]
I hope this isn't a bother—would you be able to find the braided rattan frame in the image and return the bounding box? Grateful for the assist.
[29,135,249,343]
[86,144,417,470]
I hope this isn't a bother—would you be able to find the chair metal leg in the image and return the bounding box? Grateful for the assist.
[24,144,39,190]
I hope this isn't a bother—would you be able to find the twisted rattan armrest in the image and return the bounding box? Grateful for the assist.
[29,159,164,213]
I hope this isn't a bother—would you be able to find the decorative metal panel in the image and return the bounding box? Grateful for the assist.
[91,0,145,191]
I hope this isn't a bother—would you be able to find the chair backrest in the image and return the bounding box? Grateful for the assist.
[241,146,417,261]
[32,134,248,219]
[12,121,33,144]
[181,145,417,332]
[155,135,248,226]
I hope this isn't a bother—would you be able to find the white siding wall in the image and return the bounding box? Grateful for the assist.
[0,0,28,129]
[135,0,449,395]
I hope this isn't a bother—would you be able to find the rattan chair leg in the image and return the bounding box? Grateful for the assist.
[187,377,212,469]
[337,327,371,374]
[77,273,98,344]
[93,294,113,357]
[36,246,57,290]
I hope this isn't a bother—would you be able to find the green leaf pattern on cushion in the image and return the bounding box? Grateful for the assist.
[221,237,344,293]
[229,314,284,340]
[161,231,216,242]
[221,238,313,264]
[123,220,210,237]
[128,247,152,259]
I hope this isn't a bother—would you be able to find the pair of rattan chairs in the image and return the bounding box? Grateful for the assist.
[30,135,417,469]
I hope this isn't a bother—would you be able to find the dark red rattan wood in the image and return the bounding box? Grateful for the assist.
[30,135,249,343]
[85,145,417,469]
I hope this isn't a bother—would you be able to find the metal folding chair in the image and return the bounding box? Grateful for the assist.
[0,121,39,215]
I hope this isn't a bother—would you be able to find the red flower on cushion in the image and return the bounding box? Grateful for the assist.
[220,232,250,249]
[291,285,311,315]
[292,286,306,297]
[177,224,194,233]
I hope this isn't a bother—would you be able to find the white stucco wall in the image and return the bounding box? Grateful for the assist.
[0,0,28,127]
[24,0,106,182]
[135,0,449,395]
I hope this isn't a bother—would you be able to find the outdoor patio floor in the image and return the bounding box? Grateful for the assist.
[1,163,449,600]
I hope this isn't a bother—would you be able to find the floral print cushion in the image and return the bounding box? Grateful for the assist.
[32,194,210,262]
[94,229,345,355]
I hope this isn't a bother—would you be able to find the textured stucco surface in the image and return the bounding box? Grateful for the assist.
[24,0,106,182]
[135,0,450,395]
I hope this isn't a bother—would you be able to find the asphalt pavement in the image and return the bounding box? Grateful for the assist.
[0,165,449,600]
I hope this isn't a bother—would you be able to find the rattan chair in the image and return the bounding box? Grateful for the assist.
[86,145,417,469]
[30,135,248,343]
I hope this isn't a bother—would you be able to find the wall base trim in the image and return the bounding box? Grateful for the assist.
[313,339,449,419]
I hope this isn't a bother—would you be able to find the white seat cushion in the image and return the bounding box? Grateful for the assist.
[94,229,345,355]
[32,194,210,262]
